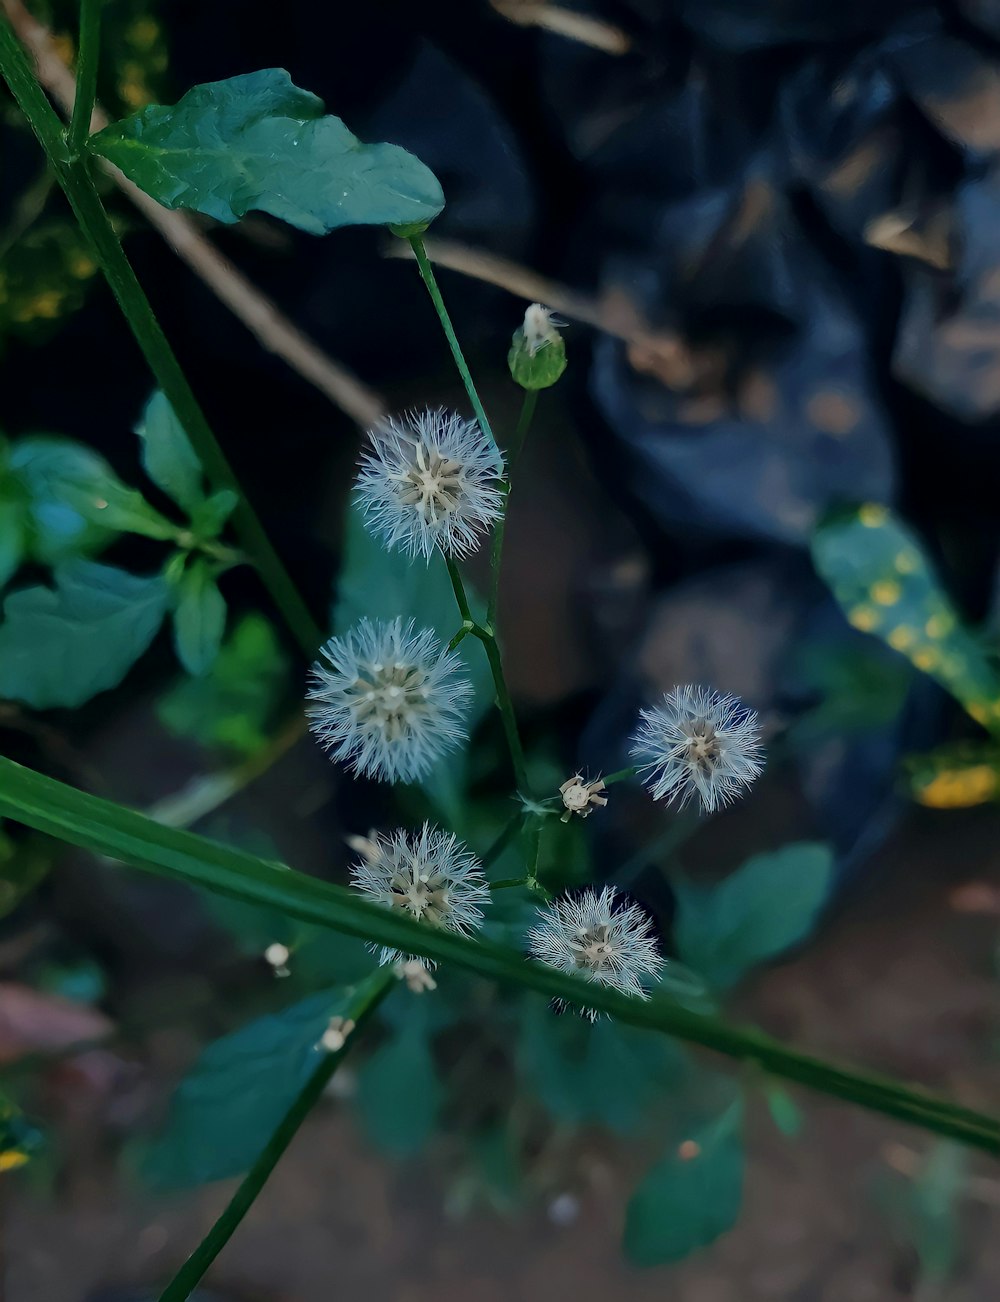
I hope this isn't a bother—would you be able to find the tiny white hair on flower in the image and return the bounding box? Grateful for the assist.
[307,617,472,784]
[350,823,491,968]
[527,885,663,1018]
[355,407,504,561]
[630,684,764,814]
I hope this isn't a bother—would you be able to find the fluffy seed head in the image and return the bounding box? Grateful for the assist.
[350,823,491,967]
[528,885,664,1018]
[630,685,764,814]
[307,618,472,784]
[355,408,504,560]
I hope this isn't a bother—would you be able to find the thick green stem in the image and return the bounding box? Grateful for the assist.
[602,764,639,786]
[67,0,101,158]
[406,234,496,446]
[158,970,393,1302]
[0,755,996,1153]
[0,21,320,658]
[444,555,529,793]
[488,389,537,628]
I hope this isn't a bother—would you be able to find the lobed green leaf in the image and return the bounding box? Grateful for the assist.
[89,69,445,235]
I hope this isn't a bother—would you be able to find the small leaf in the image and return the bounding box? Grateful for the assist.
[190,489,238,540]
[136,987,359,1189]
[673,843,833,990]
[172,558,226,676]
[135,390,204,514]
[0,495,26,590]
[157,612,289,755]
[9,435,176,549]
[812,504,1000,730]
[0,560,169,708]
[90,69,445,234]
[357,1015,440,1157]
[624,1103,744,1266]
[762,1080,804,1138]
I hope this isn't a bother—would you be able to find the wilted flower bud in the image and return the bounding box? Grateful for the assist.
[508,303,567,390]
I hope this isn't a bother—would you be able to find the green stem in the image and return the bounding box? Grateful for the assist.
[0,21,320,658]
[443,555,529,793]
[602,765,639,786]
[0,756,995,1153]
[488,389,537,629]
[406,234,496,446]
[67,0,101,158]
[158,970,393,1302]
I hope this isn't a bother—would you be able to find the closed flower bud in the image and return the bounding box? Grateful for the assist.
[508,303,567,390]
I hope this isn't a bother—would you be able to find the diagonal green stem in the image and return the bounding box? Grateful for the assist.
[443,555,529,792]
[158,969,393,1302]
[0,19,321,657]
[0,754,996,1153]
[406,234,496,446]
[488,388,537,629]
[67,0,101,157]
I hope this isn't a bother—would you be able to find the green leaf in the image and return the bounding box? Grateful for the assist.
[334,504,492,821]
[906,739,1000,808]
[623,1103,744,1266]
[9,435,176,551]
[673,843,833,990]
[137,988,352,1189]
[812,504,1000,730]
[0,560,169,708]
[0,494,27,590]
[157,612,289,755]
[190,489,238,540]
[357,1014,441,1157]
[90,69,445,235]
[0,754,996,1159]
[518,995,685,1134]
[762,1080,804,1138]
[135,390,204,514]
[172,558,226,676]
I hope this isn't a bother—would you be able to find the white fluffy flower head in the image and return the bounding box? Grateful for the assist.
[528,885,663,1018]
[630,685,764,814]
[351,823,491,968]
[355,408,504,560]
[307,618,471,784]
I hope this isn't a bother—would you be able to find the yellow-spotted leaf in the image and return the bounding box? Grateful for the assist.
[906,741,1000,808]
[811,505,1000,730]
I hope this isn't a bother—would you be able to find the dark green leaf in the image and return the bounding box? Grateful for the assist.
[0,495,26,590]
[812,504,1000,730]
[157,612,289,754]
[172,558,226,676]
[137,988,353,1188]
[357,1015,440,1157]
[90,69,445,234]
[673,843,833,990]
[623,1103,744,1266]
[136,390,204,514]
[0,560,169,708]
[9,435,175,551]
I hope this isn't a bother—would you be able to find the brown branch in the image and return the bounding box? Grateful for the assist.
[1,0,386,430]
[490,1,630,54]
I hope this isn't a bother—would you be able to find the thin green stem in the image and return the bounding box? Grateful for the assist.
[602,764,639,786]
[443,555,529,792]
[0,756,997,1153]
[67,0,101,157]
[0,21,320,658]
[158,970,393,1302]
[406,234,496,446]
[488,389,537,628]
